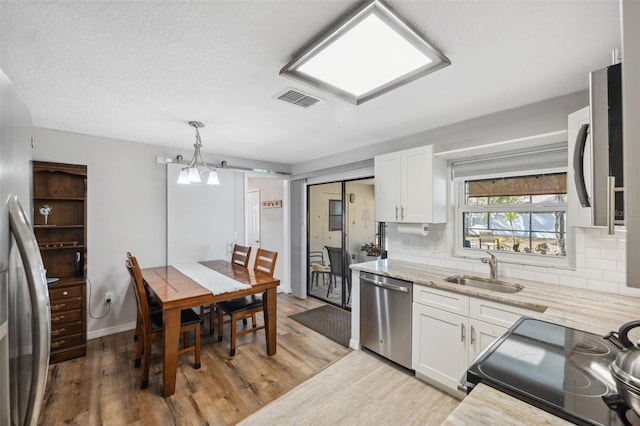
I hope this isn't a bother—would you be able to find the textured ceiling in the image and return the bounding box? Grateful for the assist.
[0,1,620,165]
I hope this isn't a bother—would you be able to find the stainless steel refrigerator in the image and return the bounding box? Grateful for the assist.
[1,69,51,425]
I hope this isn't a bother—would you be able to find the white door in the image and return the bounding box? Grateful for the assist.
[247,189,260,265]
[402,145,432,223]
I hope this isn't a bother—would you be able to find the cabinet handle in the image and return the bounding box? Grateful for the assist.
[51,315,65,323]
[395,206,399,220]
[470,325,476,345]
[51,340,66,349]
[51,328,66,337]
[62,291,69,296]
[51,303,66,311]
[608,176,615,235]
[401,206,405,221]
[461,323,465,342]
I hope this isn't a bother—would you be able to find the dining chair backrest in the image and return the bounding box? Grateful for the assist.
[126,255,150,326]
[309,250,325,266]
[231,244,252,269]
[254,248,277,277]
[325,246,352,282]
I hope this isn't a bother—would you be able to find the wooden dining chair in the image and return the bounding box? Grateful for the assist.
[205,244,253,334]
[126,255,201,389]
[127,252,161,342]
[217,248,277,356]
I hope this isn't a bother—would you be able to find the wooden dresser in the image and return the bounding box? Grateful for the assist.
[32,161,87,363]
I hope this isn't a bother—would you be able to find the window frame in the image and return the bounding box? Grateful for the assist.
[453,167,573,269]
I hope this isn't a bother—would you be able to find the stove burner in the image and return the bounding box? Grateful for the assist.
[511,352,609,397]
[571,335,612,356]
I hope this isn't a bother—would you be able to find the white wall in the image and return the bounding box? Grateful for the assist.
[32,128,168,338]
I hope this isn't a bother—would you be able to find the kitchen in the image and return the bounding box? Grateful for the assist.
[2,0,640,425]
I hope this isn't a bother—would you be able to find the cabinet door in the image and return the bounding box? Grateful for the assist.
[468,318,506,362]
[412,303,467,392]
[374,152,401,222]
[401,146,432,223]
[567,106,593,227]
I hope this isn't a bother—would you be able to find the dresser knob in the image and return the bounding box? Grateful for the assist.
[62,291,68,296]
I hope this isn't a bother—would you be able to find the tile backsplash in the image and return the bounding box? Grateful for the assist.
[386,223,639,297]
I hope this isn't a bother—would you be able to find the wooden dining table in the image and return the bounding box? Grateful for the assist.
[141,259,280,397]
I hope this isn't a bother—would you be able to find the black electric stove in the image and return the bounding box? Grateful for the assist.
[465,317,640,426]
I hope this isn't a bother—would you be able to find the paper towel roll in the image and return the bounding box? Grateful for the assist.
[397,223,429,236]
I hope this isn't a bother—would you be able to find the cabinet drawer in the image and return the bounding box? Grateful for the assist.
[469,298,538,328]
[413,285,469,315]
[50,297,82,313]
[49,285,81,302]
[51,333,83,352]
[51,321,82,338]
[51,309,82,325]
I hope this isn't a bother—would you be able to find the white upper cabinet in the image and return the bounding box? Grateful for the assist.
[374,145,447,223]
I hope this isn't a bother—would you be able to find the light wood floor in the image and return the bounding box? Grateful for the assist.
[39,293,459,425]
[241,349,459,425]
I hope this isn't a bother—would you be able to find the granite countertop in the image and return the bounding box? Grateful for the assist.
[350,259,640,425]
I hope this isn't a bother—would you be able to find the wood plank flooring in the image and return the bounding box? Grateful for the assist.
[240,350,459,425]
[39,293,459,425]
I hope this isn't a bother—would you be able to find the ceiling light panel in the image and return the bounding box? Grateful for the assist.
[280,0,450,105]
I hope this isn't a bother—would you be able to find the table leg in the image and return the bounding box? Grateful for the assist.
[162,307,181,397]
[263,287,277,355]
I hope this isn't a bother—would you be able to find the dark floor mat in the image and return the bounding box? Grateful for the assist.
[289,304,351,348]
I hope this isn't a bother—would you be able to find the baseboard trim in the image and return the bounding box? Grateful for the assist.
[87,321,136,340]
[349,338,360,350]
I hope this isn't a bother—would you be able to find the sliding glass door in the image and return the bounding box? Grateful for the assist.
[307,177,376,309]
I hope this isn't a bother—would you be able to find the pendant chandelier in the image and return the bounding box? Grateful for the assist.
[177,121,220,185]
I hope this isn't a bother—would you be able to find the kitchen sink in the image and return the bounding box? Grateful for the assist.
[443,275,523,293]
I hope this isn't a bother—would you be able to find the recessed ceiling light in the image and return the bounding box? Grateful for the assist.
[280,0,450,105]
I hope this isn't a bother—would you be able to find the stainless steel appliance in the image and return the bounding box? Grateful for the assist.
[569,61,624,234]
[1,69,51,425]
[464,317,639,425]
[360,271,412,369]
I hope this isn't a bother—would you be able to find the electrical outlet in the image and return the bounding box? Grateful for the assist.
[105,292,113,304]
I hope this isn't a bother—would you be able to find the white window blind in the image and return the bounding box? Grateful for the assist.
[452,144,567,179]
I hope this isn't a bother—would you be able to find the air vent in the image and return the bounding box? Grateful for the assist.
[276,89,320,108]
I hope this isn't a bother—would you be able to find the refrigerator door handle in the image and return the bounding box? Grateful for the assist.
[573,123,591,208]
[9,196,50,426]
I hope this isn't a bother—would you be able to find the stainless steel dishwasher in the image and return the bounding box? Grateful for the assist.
[360,271,412,369]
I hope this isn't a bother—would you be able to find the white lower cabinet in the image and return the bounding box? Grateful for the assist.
[412,286,540,394]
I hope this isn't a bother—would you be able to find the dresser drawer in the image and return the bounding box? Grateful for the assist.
[469,297,539,328]
[51,321,82,338]
[413,285,469,315]
[51,309,82,325]
[51,333,83,352]
[50,297,82,313]
[49,285,82,302]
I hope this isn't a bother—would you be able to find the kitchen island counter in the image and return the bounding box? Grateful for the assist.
[350,259,640,425]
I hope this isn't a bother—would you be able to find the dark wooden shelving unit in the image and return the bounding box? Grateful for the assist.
[32,161,87,363]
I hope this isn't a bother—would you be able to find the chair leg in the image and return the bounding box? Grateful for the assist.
[194,325,201,369]
[209,303,216,335]
[217,307,224,342]
[230,314,237,356]
[251,312,257,328]
[141,331,151,389]
[134,320,143,368]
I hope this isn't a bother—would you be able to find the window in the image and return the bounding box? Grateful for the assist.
[328,199,343,231]
[459,173,567,257]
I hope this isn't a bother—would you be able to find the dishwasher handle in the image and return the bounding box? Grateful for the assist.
[361,277,410,293]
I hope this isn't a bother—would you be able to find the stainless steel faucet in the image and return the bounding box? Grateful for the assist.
[481,251,498,280]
